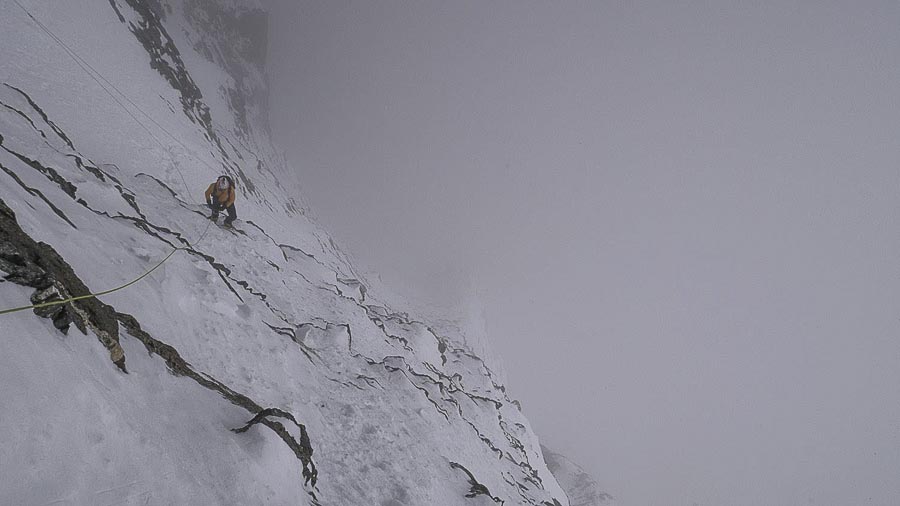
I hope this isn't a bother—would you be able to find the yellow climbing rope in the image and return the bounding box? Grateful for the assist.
[0,247,183,316]
[0,0,229,317]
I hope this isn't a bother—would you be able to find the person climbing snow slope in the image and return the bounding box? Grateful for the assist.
[205,175,237,227]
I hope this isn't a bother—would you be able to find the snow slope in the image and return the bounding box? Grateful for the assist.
[0,1,569,505]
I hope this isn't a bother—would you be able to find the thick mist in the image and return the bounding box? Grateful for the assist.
[264,1,900,505]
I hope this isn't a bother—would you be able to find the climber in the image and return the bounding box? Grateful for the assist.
[205,175,237,227]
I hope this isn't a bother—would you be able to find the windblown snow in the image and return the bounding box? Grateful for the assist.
[0,1,584,505]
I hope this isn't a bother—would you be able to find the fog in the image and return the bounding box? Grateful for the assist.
[264,2,900,505]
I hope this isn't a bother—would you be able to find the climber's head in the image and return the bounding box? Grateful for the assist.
[216,175,230,191]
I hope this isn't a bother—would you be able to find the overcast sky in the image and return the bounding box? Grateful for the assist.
[264,2,900,505]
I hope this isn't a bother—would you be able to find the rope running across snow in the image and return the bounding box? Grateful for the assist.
[0,0,236,316]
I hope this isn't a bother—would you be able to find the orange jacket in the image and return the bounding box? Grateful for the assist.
[205,182,236,208]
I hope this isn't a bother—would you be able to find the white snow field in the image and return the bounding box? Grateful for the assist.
[0,1,573,505]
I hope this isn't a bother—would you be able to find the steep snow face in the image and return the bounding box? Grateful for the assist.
[0,1,567,505]
[542,447,616,506]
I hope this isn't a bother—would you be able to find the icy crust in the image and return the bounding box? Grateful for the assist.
[0,2,568,505]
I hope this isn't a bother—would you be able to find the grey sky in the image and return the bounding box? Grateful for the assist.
[265,1,900,505]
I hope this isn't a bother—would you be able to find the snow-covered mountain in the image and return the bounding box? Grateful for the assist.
[542,447,616,506]
[0,2,587,505]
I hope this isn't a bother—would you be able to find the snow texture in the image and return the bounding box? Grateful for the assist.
[0,1,571,505]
